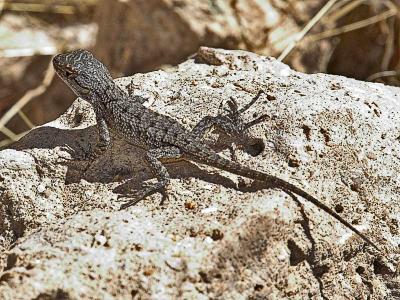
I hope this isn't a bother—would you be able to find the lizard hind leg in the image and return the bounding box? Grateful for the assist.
[191,90,268,158]
[227,90,269,131]
[119,146,182,209]
[192,90,268,137]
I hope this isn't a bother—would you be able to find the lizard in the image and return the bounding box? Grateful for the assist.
[52,49,378,250]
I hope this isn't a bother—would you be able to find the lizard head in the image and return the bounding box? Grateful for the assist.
[53,49,114,103]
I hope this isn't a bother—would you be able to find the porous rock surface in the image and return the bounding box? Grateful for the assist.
[0,47,399,299]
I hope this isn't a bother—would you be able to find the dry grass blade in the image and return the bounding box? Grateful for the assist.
[327,0,365,23]
[4,2,75,14]
[305,1,398,42]
[0,59,55,139]
[366,70,400,81]
[0,130,30,148]
[0,125,18,141]
[277,0,338,61]
[381,15,395,71]
[0,47,58,58]
[18,110,35,129]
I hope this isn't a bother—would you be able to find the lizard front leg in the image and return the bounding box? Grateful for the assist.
[193,90,267,136]
[119,146,182,209]
[77,116,111,161]
[84,116,111,160]
[96,117,111,152]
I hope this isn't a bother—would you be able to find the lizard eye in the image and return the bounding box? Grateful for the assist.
[65,65,76,78]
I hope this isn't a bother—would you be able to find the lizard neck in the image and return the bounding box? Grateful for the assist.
[94,80,127,105]
[87,80,127,118]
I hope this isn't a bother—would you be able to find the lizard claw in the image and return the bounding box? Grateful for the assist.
[226,97,240,116]
[159,190,169,205]
[119,199,141,210]
[118,191,147,210]
[117,184,169,210]
[219,97,239,116]
[218,90,267,132]
[244,114,269,130]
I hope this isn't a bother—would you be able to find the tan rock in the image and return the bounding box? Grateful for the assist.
[0,48,398,299]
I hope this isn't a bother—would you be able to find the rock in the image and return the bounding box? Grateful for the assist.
[94,0,400,82]
[94,0,293,74]
[0,47,399,299]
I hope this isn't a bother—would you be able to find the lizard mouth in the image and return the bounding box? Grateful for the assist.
[52,54,66,74]
[52,55,90,96]
[61,77,90,96]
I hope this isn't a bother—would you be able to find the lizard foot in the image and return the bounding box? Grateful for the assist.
[118,194,146,210]
[222,91,269,132]
[118,183,168,210]
[220,91,268,157]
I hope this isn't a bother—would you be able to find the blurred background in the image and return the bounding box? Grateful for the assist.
[0,0,399,147]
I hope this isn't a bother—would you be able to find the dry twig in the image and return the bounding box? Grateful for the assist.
[366,70,400,82]
[0,130,30,148]
[277,0,338,61]
[305,1,398,42]
[3,2,75,14]
[0,59,55,143]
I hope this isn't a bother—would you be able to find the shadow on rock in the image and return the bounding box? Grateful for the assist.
[8,125,270,199]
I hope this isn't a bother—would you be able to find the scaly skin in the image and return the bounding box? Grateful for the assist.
[53,49,378,250]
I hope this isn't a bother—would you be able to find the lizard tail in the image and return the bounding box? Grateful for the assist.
[189,149,379,250]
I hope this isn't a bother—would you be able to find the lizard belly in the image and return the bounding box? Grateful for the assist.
[108,116,150,149]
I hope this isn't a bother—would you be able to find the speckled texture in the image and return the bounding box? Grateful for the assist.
[0,48,399,299]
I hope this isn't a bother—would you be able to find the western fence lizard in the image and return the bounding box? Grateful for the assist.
[53,49,378,250]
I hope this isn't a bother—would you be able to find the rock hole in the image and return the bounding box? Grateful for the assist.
[210,229,224,241]
[320,128,330,144]
[54,289,71,300]
[72,112,84,128]
[313,264,329,277]
[350,182,361,192]
[302,125,311,140]
[245,140,265,157]
[13,221,26,239]
[4,253,17,271]
[254,284,264,291]
[334,204,344,213]
[343,250,353,261]
[356,266,365,274]
[373,259,392,275]
[131,290,138,298]
[288,158,300,167]
[199,271,211,283]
